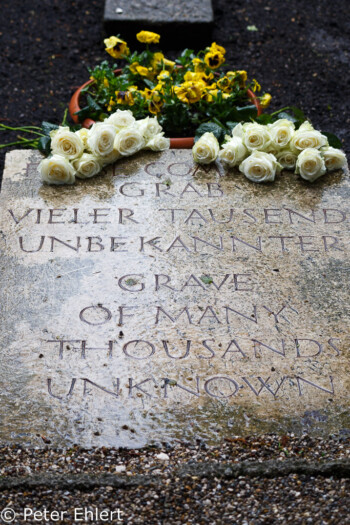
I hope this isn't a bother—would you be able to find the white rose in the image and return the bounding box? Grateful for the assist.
[72,153,102,179]
[40,154,76,185]
[239,151,282,183]
[87,123,117,157]
[99,149,121,166]
[75,127,89,148]
[231,122,244,138]
[275,149,298,170]
[114,126,145,156]
[145,133,170,151]
[321,146,347,171]
[290,121,328,153]
[268,119,295,149]
[50,126,84,160]
[106,109,136,130]
[295,148,327,182]
[218,137,247,167]
[192,132,220,164]
[137,116,162,141]
[242,122,272,152]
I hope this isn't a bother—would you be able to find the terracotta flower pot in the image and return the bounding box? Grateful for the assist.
[69,69,262,149]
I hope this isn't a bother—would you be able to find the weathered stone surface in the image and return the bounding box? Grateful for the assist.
[104,0,213,23]
[103,0,213,47]
[0,149,349,447]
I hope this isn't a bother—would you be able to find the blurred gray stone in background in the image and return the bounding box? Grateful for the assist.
[103,0,214,47]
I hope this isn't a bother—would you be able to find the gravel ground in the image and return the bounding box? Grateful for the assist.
[1,435,350,478]
[0,435,350,523]
[1,1,350,521]
[1,475,349,524]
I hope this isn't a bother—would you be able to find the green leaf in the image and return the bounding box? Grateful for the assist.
[290,106,306,122]
[143,78,155,89]
[37,136,51,155]
[255,114,273,125]
[236,105,258,120]
[41,121,59,136]
[200,275,213,285]
[194,122,226,144]
[226,121,239,132]
[74,106,92,120]
[87,95,102,112]
[274,112,297,123]
[322,132,343,149]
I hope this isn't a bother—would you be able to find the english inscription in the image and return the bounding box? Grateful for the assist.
[0,149,349,446]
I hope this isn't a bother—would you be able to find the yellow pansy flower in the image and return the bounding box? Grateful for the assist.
[204,51,225,69]
[183,71,213,84]
[237,70,248,84]
[115,90,135,106]
[260,93,272,108]
[152,52,165,68]
[152,52,175,72]
[157,70,171,81]
[174,81,205,104]
[226,70,247,87]
[129,62,140,74]
[104,36,129,58]
[252,78,261,92]
[202,88,218,102]
[148,100,162,114]
[141,88,152,100]
[153,82,165,93]
[136,31,160,44]
[103,78,109,87]
[148,90,164,114]
[136,65,151,77]
[164,58,175,70]
[184,71,199,82]
[192,58,206,72]
[210,42,226,55]
[217,76,232,93]
[201,72,214,82]
[107,98,116,111]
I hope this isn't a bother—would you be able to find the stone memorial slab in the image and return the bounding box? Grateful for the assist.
[0,149,350,447]
[103,0,213,47]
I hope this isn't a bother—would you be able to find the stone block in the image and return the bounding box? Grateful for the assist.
[103,0,214,48]
[0,149,349,446]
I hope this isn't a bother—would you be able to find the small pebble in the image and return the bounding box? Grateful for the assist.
[155,452,170,461]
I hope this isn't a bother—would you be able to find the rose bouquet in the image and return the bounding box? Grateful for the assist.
[0,29,346,186]
[39,110,169,185]
[193,120,347,183]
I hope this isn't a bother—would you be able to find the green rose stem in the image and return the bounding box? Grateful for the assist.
[269,107,294,117]
[0,123,46,150]
[0,124,45,134]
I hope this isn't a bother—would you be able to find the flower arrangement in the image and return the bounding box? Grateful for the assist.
[39,111,169,185]
[73,30,267,137]
[0,30,346,186]
[192,120,347,183]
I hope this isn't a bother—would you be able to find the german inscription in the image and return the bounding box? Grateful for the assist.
[0,149,349,446]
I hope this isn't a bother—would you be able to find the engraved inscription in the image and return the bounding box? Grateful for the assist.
[1,149,349,446]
